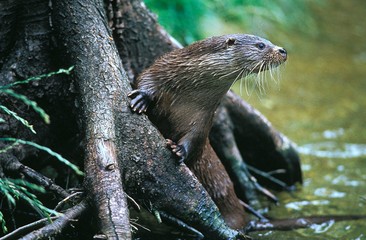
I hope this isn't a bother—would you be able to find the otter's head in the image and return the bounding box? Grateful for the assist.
[224,34,287,74]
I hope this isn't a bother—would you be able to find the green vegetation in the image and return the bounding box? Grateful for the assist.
[145,0,206,44]
[0,67,75,125]
[0,68,82,177]
[145,0,318,45]
[0,138,84,176]
[0,67,82,233]
[0,178,59,233]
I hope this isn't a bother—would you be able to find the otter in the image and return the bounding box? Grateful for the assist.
[128,34,287,228]
[129,34,286,162]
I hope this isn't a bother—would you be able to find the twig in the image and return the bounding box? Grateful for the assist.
[19,165,70,199]
[126,194,140,211]
[238,200,267,221]
[18,199,89,240]
[1,154,70,199]
[0,217,58,240]
[266,169,286,175]
[54,192,83,211]
[247,165,289,190]
[159,211,204,239]
[130,218,150,232]
[251,177,279,204]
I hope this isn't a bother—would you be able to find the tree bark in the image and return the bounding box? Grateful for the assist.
[108,0,181,83]
[53,0,132,238]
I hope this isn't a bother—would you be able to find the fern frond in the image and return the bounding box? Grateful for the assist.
[0,211,7,234]
[0,138,84,176]
[0,105,36,133]
[0,178,60,234]
[0,66,74,90]
[1,89,50,124]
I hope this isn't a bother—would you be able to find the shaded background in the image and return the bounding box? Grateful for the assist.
[145,0,366,239]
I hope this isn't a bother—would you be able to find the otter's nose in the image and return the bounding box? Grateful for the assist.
[278,48,287,59]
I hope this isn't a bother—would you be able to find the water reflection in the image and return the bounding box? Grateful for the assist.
[329,175,361,187]
[310,220,335,234]
[297,142,366,158]
[313,188,346,198]
[285,200,330,211]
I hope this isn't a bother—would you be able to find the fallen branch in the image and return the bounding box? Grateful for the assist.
[0,217,58,240]
[1,153,69,199]
[18,199,88,240]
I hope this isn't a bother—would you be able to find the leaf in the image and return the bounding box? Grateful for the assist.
[11,179,46,193]
[0,178,61,224]
[0,105,36,133]
[0,66,74,90]
[0,211,7,234]
[1,90,50,124]
[0,138,84,176]
[0,180,16,206]
[0,66,74,124]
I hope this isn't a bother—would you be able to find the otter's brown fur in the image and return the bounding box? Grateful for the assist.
[129,34,287,228]
[189,139,249,228]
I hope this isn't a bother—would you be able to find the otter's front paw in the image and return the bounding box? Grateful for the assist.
[166,139,186,164]
[128,89,151,113]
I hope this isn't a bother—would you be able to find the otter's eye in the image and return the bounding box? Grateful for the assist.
[256,42,265,50]
[226,38,236,47]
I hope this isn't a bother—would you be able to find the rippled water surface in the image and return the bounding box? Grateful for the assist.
[229,1,366,239]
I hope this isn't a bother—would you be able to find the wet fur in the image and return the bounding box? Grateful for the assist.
[132,34,286,162]
[129,34,286,228]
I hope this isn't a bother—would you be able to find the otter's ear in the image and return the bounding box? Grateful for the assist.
[225,38,236,47]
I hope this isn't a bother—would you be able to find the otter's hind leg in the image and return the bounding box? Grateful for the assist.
[166,139,186,163]
[166,132,206,164]
[128,89,151,113]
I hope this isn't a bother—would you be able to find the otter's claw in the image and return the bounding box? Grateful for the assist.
[166,139,187,164]
[128,90,151,113]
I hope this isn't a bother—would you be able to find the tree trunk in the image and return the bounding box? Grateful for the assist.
[53,0,132,238]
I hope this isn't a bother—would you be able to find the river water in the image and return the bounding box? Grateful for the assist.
[227,1,366,239]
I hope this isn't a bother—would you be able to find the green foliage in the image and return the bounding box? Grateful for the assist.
[0,211,6,234]
[0,67,81,234]
[145,0,206,44]
[2,89,50,125]
[0,66,74,125]
[0,67,83,174]
[0,66,74,126]
[0,105,36,133]
[145,0,318,44]
[0,66,74,90]
[208,0,317,34]
[0,178,60,234]
[0,138,84,176]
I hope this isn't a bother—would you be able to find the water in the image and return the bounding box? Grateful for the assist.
[228,1,366,239]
